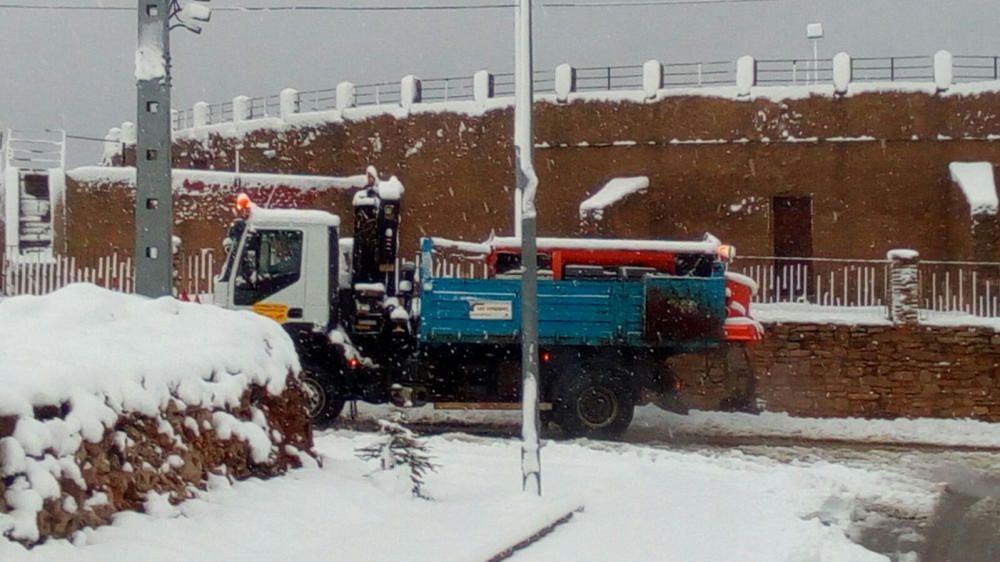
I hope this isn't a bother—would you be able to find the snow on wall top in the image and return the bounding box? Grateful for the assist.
[948,162,999,216]
[579,176,650,220]
[0,284,299,423]
[67,166,369,193]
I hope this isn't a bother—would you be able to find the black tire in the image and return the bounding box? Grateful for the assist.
[553,368,635,439]
[301,374,345,425]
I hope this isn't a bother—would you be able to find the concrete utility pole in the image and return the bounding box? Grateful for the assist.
[515,0,542,496]
[135,0,173,297]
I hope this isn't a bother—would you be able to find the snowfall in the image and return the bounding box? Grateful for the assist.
[2,290,999,561]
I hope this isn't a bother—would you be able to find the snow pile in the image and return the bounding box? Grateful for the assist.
[0,285,311,545]
[949,162,999,216]
[579,176,649,220]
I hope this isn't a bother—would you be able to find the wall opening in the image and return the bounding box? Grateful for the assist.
[772,195,814,299]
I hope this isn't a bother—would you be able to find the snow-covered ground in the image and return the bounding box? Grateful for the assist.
[348,402,1000,450]
[3,429,943,562]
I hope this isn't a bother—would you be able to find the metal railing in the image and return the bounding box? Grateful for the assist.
[732,257,890,308]
[756,59,834,86]
[168,54,1000,131]
[850,56,934,82]
[918,260,1000,317]
[953,55,1000,82]
[1,250,217,298]
[732,256,1000,318]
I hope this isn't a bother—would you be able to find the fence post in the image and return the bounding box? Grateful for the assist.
[642,59,662,100]
[232,96,250,123]
[934,50,953,92]
[280,88,300,120]
[401,75,422,109]
[888,249,920,326]
[555,63,576,102]
[336,82,356,111]
[120,121,137,145]
[193,102,210,128]
[474,70,494,104]
[736,55,756,97]
[833,52,852,94]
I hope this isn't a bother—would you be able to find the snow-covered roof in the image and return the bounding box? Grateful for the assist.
[949,162,999,216]
[250,206,340,228]
[67,166,369,192]
[579,176,650,220]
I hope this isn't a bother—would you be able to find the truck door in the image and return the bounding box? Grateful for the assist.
[232,228,320,326]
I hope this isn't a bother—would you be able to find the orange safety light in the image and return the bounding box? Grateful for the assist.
[541,351,552,363]
[348,357,360,369]
[236,193,253,214]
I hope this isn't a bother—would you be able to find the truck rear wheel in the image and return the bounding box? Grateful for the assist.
[301,374,345,425]
[553,369,634,439]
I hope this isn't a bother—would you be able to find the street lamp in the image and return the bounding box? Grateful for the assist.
[134,0,211,297]
[807,22,824,85]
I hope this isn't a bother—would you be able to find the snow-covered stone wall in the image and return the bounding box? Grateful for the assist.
[672,322,1000,421]
[71,87,1000,262]
[0,285,313,546]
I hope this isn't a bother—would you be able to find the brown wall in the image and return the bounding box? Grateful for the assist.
[674,322,1000,421]
[65,89,1000,262]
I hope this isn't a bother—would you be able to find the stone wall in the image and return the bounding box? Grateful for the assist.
[0,378,314,545]
[674,322,1000,421]
[64,88,1000,264]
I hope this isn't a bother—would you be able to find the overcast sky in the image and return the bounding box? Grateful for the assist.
[1,0,999,166]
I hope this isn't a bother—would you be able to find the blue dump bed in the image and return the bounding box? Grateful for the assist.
[418,242,728,352]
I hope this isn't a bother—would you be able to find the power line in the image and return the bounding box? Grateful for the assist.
[0,3,132,10]
[0,0,780,12]
[545,0,778,5]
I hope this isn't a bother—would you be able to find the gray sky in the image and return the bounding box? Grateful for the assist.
[1,0,999,166]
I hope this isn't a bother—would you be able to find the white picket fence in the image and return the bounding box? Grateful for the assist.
[1,250,218,298]
[732,257,1000,318]
[732,257,890,308]
[6,251,1000,319]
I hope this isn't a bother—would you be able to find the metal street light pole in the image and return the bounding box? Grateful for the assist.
[135,0,173,297]
[515,0,541,496]
[135,0,211,297]
[807,22,824,85]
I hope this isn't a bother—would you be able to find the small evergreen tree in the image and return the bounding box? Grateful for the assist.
[357,413,437,500]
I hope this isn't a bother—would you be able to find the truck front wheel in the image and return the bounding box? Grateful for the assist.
[553,370,634,439]
[301,374,345,425]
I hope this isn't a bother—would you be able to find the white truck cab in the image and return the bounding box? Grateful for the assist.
[214,205,341,331]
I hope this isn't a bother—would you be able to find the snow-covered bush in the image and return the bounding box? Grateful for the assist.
[0,285,314,546]
[356,414,436,500]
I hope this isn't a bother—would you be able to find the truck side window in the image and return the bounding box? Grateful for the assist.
[234,230,303,305]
